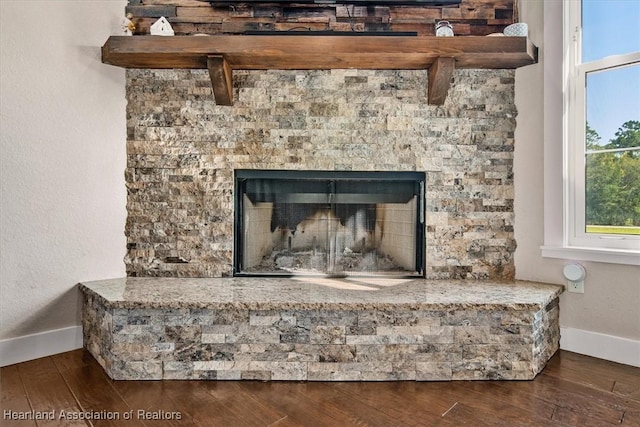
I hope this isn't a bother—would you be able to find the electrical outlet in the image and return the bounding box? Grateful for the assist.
[567,279,584,293]
[563,263,586,294]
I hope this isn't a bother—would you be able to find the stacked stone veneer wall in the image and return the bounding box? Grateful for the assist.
[125,68,517,279]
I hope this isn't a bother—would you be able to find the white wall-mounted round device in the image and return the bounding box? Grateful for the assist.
[563,263,586,282]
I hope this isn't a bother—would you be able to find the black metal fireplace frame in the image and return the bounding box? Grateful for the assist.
[233,169,426,278]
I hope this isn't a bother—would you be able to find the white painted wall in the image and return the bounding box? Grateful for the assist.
[515,0,640,365]
[0,0,127,356]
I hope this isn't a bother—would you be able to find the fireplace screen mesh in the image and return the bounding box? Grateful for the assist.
[234,170,425,277]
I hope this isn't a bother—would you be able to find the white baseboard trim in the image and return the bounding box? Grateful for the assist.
[560,327,640,368]
[0,326,83,367]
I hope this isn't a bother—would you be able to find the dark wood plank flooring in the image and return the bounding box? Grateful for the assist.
[1,350,639,426]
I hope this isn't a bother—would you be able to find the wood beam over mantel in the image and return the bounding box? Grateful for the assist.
[102,35,537,106]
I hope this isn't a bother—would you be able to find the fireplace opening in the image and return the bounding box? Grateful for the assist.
[234,170,425,277]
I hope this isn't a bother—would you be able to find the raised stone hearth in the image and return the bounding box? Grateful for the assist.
[81,278,562,381]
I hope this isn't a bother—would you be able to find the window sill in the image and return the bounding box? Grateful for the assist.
[541,245,640,266]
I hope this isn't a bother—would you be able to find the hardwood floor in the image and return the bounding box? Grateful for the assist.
[2,350,639,426]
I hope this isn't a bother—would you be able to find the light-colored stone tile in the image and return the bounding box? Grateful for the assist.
[416,362,452,381]
[346,335,423,345]
[249,361,308,381]
[215,371,243,380]
[311,326,346,345]
[152,343,175,352]
[249,315,281,326]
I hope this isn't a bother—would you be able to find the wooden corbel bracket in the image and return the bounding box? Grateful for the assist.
[207,55,233,106]
[427,57,456,106]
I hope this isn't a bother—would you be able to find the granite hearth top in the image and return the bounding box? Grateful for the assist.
[79,278,563,311]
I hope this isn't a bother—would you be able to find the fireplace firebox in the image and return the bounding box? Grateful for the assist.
[234,170,425,277]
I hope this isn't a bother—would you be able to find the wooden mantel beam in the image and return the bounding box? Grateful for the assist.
[102,35,538,106]
[427,57,455,105]
[207,55,233,106]
[102,35,537,70]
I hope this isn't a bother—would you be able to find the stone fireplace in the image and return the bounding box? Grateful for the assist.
[80,63,563,383]
[125,68,516,280]
[79,1,564,383]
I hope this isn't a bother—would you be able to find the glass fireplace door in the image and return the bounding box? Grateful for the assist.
[234,170,425,277]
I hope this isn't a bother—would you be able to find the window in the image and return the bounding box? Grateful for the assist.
[564,0,640,253]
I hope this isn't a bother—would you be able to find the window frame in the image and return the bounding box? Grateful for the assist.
[541,0,640,265]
